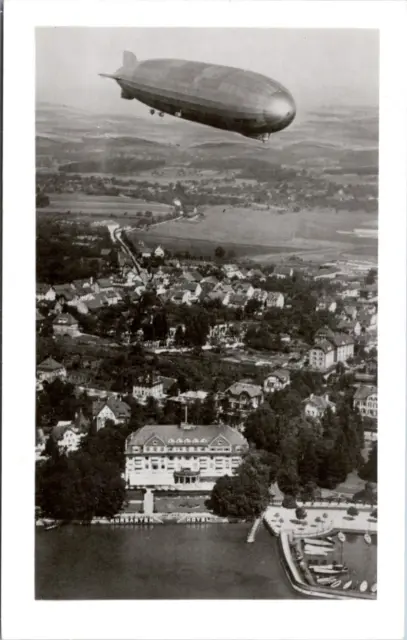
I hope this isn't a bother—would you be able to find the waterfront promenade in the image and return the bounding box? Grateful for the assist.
[264,502,377,538]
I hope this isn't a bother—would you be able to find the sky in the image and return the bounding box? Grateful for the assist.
[36,27,379,114]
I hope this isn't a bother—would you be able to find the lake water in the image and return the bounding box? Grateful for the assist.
[36,523,304,600]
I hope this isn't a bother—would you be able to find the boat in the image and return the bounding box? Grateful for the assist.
[364,533,372,544]
[371,583,377,594]
[331,579,342,589]
[343,580,353,591]
[44,522,60,531]
[326,536,335,543]
[338,531,346,543]
[309,563,346,571]
[303,538,334,548]
[304,546,329,556]
[316,576,337,586]
[360,581,368,592]
[312,567,348,576]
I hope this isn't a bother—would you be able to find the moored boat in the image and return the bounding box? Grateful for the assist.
[364,533,372,544]
[312,566,348,575]
[304,545,329,556]
[338,531,346,543]
[371,583,377,593]
[316,576,337,586]
[343,580,352,590]
[331,579,342,589]
[360,580,368,592]
[309,563,346,571]
[303,538,334,548]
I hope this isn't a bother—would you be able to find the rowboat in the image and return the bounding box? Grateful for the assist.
[360,581,368,592]
[343,580,353,590]
[316,576,337,586]
[371,583,377,594]
[331,579,342,589]
[338,531,346,543]
[304,546,329,556]
[364,533,372,544]
[303,538,334,548]
[309,563,346,571]
[312,567,348,575]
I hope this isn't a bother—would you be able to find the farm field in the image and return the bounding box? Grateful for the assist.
[40,193,173,216]
[142,204,378,254]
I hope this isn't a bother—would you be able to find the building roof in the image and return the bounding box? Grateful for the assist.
[226,381,263,398]
[273,266,293,276]
[37,356,65,372]
[53,313,78,326]
[354,385,378,400]
[37,283,52,295]
[304,394,335,410]
[97,278,113,289]
[228,293,247,306]
[125,423,248,449]
[267,291,283,302]
[53,284,75,300]
[311,339,335,354]
[92,398,131,420]
[267,368,290,383]
[330,332,355,348]
[158,376,177,394]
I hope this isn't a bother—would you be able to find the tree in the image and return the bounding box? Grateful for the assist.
[359,441,377,483]
[347,505,359,517]
[201,392,217,425]
[208,473,269,519]
[244,404,280,453]
[214,246,226,260]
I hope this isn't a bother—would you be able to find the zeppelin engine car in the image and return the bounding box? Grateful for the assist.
[100,51,296,141]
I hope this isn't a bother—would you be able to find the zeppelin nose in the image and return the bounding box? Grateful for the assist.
[265,91,296,131]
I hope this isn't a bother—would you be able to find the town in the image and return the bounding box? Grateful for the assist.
[36,213,378,535]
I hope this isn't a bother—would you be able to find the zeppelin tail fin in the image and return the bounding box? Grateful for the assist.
[123,51,138,70]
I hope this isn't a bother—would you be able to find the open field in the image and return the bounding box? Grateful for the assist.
[40,193,173,217]
[139,205,377,258]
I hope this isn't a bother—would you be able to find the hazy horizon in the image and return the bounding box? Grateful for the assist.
[36,28,379,116]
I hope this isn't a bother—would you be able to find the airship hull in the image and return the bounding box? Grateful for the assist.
[102,55,296,139]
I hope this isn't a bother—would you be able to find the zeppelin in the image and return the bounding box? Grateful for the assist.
[100,51,296,142]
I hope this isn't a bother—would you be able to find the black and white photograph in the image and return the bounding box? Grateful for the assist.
[2,1,407,639]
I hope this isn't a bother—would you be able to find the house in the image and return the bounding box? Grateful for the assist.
[360,284,378,301]
[251,289,268,304]
[141,247,152,259]
[313,328,355,364]
[308,340,336,371]
[50,421,88,453]
[228,293,248,308]
[223,264,243,280]
[36,309,45,327]
[153,245,165,258]
[263,369,291,393]
[92,398,131,431]
[316,297,337,313]
[201,275,219,287]
[342,305,358,321]
[272,266,293,279]
[304,393,336,419]
[37,357,67,383]
[36,284,56,302]
[171,290,192,305]
[205,290,230,306]
[313,267,341,280]
[246,268,266,281]
[53,284,77,303]
[224,381,264,412]
[358,311,377,332]
[336,319,362,337]
[133,374,164,403]
[233,282,254,299]
[353,385,378,419]
[95,278,115,293]
[183,270,203,283]
[183,281,202,298]
[125,421,249,490]
[170,390,209,405]
[52,313,79,337]
[266,292,285,308]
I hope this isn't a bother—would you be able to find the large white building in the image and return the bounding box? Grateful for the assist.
[125,422,249,490]
[353,385,378,419]
[133,374,164,403]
